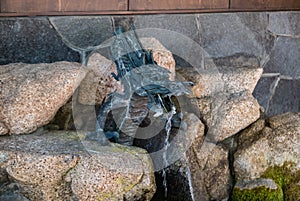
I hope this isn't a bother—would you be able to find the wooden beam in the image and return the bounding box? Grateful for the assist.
[60,0,128,11]
[1,0,59,12]
[129,0,229,10]
[231,0,300,9]
[1,8,299,17]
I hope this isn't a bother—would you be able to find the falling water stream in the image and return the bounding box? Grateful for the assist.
[162,104,176,200]
[186,165,195,201]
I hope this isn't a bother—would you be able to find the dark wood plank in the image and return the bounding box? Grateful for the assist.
[61,0,128,11]
[129,0,229,10]
[1,0,58,12]
[231,0,300,9]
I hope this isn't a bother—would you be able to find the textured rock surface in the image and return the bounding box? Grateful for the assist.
[0,62,87,135]
[236,118,266,148]
[188,141,230,201]
[218,67,263,94]
[78,53,122,105]
[206,92,261,142]
[268,12,300,36]
[196,91,261,142]
[176,67,223,98]
[177,66,262,142]
[235,178,279,190]
[140,37,176,80]
[0,131,156,201]
[183,113,230,201]
[234,112,300,180]
[0,18,80,65]
[177,66,263,98]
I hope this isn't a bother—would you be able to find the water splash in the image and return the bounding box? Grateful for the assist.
[162,104,176,200]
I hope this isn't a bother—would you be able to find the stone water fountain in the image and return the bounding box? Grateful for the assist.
[0,16,299,201]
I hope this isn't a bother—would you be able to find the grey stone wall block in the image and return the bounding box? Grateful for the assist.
[49,16,114,51]
[198,12,275,63]
[268,79,300,117]
[268,11,300,36]
[264,37,300,78]
[0,18,80,65]
[135,14,200,45]
[253,75,280,113]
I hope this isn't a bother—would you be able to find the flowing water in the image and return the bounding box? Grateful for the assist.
[186,165,195,201]
[162,104,176,200]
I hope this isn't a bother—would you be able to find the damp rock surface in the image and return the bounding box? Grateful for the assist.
[188,140,230,201]
[0,62,87,135]
[0,130,156,201]
[171,113,230,201]
[140,37,176,81]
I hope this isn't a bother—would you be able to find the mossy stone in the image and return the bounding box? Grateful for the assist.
[232,179,284,201]
[285,182,300,201]
[261,162,300,200]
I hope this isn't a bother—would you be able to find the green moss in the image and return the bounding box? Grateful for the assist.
[261,162,295,189]
[261,162,300,201]
[232,185,284,201]
[232,162,300,201]
[285,182,300,201]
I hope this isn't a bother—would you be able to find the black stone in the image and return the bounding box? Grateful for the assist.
[268,79,300,117]
[49,16,114,51]
[0,18,80,65]
[198,12,275,63]
[253,76,280,113]
[264,37,300,78]
[135,14,199,43]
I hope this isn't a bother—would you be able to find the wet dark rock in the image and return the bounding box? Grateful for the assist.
[264,37,300,78]
[0,18,80,65]
[253,76,280,113]
[268,79,300,117]
[0,183,30,201]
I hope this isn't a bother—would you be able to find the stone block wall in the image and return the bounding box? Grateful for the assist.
[0,11,299,117]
